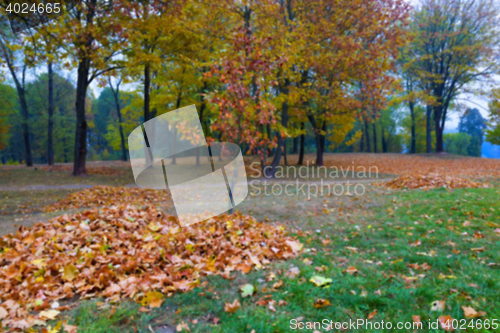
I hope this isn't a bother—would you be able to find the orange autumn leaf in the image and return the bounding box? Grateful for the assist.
[224,299,241,313]
[313,299,331,309]
[367,309,378,320]
[439,315,455,332]
[344,266,358,275]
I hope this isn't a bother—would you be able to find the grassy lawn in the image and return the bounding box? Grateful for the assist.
[54,186,500,332]
[0,166,134,188]
[0,189,81,235]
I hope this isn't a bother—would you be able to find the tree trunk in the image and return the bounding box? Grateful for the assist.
[433,105,444,153]
[8,65,32,166]
[73,58,90,176]
[196,82,207,166]
[283,138,288,165]
[47,62,55,165]
[364,117,371,153]
[409,101,416,154]
[268,83,289,177]
[372,116,378,153]
[293,135,298,154]
[318,121,326,165]
[110,80,127,161]
[307,115,324,166]
[171,92,182,165]
[360,119,364,152]
[144,63,151,122]
[381,126,387,153]
[426,104,432,153]
[298,122,305,165]
[19,89,33,167]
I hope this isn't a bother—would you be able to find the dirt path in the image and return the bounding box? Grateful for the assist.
[0,178,393,191]
[0,183,139,191]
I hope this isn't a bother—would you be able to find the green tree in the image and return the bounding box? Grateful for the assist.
[408,0,500,153]
[444,132,471,156]
[25,72,76,163]
[0,83,17,155]
[0,18,33,166]
[485,88,500,146]
[458,108,486,157]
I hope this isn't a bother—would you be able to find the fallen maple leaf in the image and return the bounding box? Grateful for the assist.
[272,280,283,289]
[288,266,300,278]
[410,239,422,247]
[431,300,445,312]
[240,284,255,298]
[462,305,486,318]
[420,263,431,270]
[313,299,330,308]
[344,266,358,275]
[367,309,377,320]
[0,307,7,320]
[309,275,332,287]
[39,309,60,320]
[62,265,78,282]
[224,299,241,313]
[176,321,190,332]
[439,315,454,332]
[63,322,78,333]
[142,291,164,308]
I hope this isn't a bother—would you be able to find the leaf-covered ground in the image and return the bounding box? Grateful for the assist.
[385,173,489,190]
[1,154,500,332]
[0,206,301,331]
[42,185,499,333]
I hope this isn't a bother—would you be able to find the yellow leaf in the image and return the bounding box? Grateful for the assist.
[39,309,60,320]
[141,291,164,308]
[62,264,78,282]
[309,275,332,287]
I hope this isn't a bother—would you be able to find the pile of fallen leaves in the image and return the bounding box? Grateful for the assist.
[321,154,500,178]
[44,186,172,212]
[0,205,301,331]
[39,165,126,176]
[385,173,488,190]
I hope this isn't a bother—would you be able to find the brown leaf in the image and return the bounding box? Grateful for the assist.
[367,309,377,320]
[224,299,241,313]
[439,315,454,332]
[313,299,330,308]
[344,266,358,275]
[462,305,485,318]
[0,306,8,320]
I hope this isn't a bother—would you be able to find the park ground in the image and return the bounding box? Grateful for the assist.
[1,153,500,332]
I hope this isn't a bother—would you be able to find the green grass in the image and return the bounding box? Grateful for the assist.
[55,186,500,332]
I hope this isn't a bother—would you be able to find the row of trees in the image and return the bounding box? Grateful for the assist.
[0,0,499,175]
